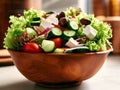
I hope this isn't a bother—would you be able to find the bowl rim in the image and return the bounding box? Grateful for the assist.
[8,48,113,56]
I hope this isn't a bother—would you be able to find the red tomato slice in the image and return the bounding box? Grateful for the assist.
[51,38,62,48]
[22,42,42,53]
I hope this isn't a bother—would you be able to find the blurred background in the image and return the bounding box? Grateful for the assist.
[42,0,92,13]
[0,0,120,54]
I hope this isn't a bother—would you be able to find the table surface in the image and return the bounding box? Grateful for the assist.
[0,55,120,90]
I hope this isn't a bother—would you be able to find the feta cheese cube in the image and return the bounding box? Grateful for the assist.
[83,25,98,40]
[46,15,58,25]
[40,18,51,31]
[65,38,79,48]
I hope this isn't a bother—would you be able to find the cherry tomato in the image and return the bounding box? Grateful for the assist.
[51,38,62,48]
[22,42,43,53]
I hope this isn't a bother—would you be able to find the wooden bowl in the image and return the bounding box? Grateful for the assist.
[8,49,112,88]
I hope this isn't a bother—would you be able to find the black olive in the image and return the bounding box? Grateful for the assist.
[59,17,67,27]
[57,12,65,20]
[80,18,91,25]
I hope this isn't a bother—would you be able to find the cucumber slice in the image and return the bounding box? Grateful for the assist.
[47,27,62,39]
[64,47,90,53]
[31,21,40,26]
[63,30,76,38]
[54,48,64,53]
[41,40,55,52]
[68,21,78,30]
[32,17,40,21]
[26,28,37,38]
[62,30,76,46]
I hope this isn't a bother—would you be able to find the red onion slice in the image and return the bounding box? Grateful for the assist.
[39,26,53,35]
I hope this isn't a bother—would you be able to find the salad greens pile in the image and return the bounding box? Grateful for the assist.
[4,7,113,53]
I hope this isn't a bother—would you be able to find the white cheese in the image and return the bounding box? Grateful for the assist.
[46,15,58,25]
[65,38,79,48]
[39,18,51,31]
[83,25,98,40]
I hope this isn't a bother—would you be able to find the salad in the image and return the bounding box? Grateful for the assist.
[4,7,113,53]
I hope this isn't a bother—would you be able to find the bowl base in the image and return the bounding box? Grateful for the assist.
[36,81,82,88]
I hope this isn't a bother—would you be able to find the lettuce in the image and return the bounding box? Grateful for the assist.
[91,18,112,40]
[86,41,100,51]
[4,9,45,50]
[65,7,77,17]
[4,16,26,50]
[4,27,25,50]
[90,17,112,51]
[24,8,45,27]
[75,11,112,51]
[77,25,85,38]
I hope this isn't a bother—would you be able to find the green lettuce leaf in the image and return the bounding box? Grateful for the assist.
[76,12,112,51]
[86,41,100,51]
[24,8,45,27]
[4,9,44,50]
